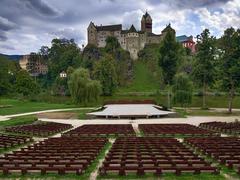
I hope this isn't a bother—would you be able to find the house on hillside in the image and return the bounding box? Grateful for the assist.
[176,35,196,53]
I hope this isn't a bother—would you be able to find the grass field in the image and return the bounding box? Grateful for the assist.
[97,172,226,180]
[117,61,160,93]
[0,98,76,115]
[1,95,240,116]
[0,115,37,127]
[174,108,240,117]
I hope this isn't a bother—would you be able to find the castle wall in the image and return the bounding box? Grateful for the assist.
[126,32,140,60]
[87,24,97,45]
[87,13,176,60]
[139,33,146,49]
[96,30,122,47]
[119,34,127,50]
[146,35,162,44]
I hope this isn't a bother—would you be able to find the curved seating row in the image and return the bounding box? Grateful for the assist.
[63,124,135,137]
[0,134,33,150]
[5,122,73,137]
[139,124,217,136]
[0,137,108,175]
[199,121,240,135]
[185,137,240,173]
[99,137,218,176]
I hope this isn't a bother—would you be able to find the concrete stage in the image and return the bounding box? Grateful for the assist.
[87,104,175,119]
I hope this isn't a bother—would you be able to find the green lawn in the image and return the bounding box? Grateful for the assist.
[0,115,37,127]
[174,108,240,117]
[0,98,77,115]
[117,61,160,93]
[1,93,240,117]
[71,109,95,119]
[97,172,226,180]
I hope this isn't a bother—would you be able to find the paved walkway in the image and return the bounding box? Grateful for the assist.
[39,115,240,127]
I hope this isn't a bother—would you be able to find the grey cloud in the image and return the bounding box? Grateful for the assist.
[0,31,7,41]
[50,28,85,43]
[148,0,232,9]
[21,0,60,16]
[0,44,15,50]
[0,0,238,54]
[0,16,17,31]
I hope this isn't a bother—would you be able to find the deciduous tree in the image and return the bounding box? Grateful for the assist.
[68,68,101,104]
[218,27,240,113]
[172,73,193,108]
[93,55,117,96]
[192,29,216,109]
[15,70,40,96]
[159,26,181,85]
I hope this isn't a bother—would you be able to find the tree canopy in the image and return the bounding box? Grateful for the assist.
[48,38,82,83]
[68,68,101,104]
[192,29,216,109]
[159,28,182,84]
[93,55,117,96]
[218,27,240,113]
[0,56,20,95]
[15,70,40,96]
[172,73,193,107]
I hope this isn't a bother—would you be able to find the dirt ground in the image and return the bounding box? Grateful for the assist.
[37,112,78,119]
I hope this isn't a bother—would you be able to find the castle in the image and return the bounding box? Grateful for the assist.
[87,12,175,59]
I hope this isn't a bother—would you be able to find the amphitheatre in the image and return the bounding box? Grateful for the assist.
[0,100,240,180]
[0,1,240,180]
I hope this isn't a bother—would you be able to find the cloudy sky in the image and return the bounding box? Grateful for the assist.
[0,0,239,55]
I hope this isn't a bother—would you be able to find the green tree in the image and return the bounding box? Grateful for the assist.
[192,29,216,109]
[159,26,181,85]
[0,56,20,95]
[48,38,82,83]
[15,70,40,96]
[105,36,133,86]
[52,76,68,96]
[172,73,193,108]
[68,68,101,104]
[93,55,117,96]
[0,57,11,95]
[82,44,102,70]
[105,36,120,54]
[218,27,240,113]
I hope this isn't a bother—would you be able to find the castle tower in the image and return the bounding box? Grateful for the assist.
[141,11,152,33]
[87,22,97,45]
[161,23,176,37]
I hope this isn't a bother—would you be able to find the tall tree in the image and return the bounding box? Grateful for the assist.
[15,70,40,96]
[159,26,181,85]
[0,56,19,95]
[48,38,82,83]
[218,27,240,113]
[68,68,101,104]
[172,73,193,108]
[93,55,118,96]
[192,29,216,109]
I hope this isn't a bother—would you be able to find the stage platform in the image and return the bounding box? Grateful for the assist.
[87,104,175,119]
